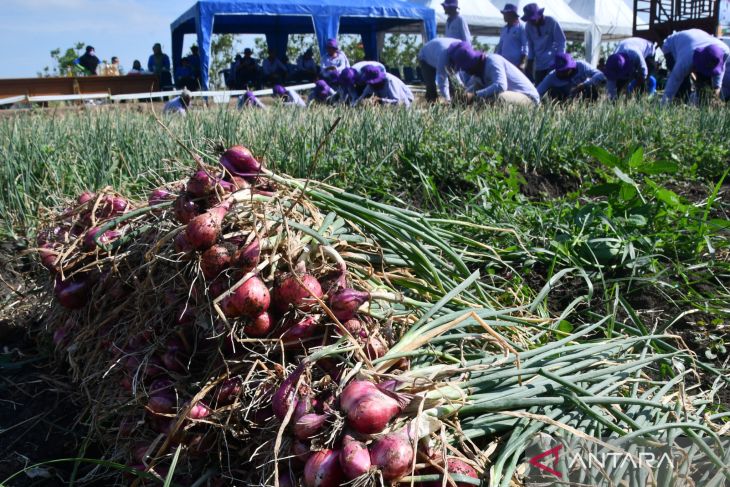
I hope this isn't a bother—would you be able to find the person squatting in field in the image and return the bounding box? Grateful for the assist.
[418,37,464,102]
[660,29,730,105]
[536,53,606,101]
[449,41,540,106]
[604,37,657,100]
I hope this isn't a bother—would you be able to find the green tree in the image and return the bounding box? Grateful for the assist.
[471,36,492,54]
[208,34,241,89]
[38,42,86,77]
[380,34,420,68]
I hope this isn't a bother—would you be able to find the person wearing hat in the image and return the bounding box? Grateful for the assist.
[331,67,359,105]
[262,48,288,87]
[238,91,266,110]
[321,39,350,75]
[297,48,318,82]
[442,0,471,44]
[449,41,539,106]
[272,84,306,107]
[75,46,101,75]
[307,80,337,105]
[495,4,528,70]
[354,65,414,107]
[235,48,260,89]
[536,53,606,101]
[163,88,192,115]
[661,29,730,105]
[418,37,463,102]
[521,3,566,84]
[604,37,656,100]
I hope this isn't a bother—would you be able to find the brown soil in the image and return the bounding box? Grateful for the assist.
[0,244,83,486]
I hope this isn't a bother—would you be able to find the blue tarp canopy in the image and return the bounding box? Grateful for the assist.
[171,0,437,89]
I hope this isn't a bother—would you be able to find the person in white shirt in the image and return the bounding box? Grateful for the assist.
[272,84,306,107]
[449,41,539,106]
[442,0,471,44]
[604,37,656,99]
[495,4,528,70]
[661,29,730,105]
[163,89,192,115]
[354,65,414,107]
[321,38,350,76]
[418,37,461,102]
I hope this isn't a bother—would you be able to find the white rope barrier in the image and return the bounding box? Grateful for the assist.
[0,82,423,106]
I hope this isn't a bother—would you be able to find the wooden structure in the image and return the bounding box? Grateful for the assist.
[633,0,721,42]
[0,75,159,99]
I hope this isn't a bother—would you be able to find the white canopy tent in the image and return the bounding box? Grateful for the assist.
[489,0,592,35]
[409,0,505,35]
[569,0,635,64]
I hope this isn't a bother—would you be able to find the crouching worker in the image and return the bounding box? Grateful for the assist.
[163,88,192,115]
[354,65,414,107]
[308,80,336,105]
[604,37,656,100]
[536,53,605,101]
[449,41,539,106]
[272,84,306,107]
[238,90,266,109]
[418,37,462,102]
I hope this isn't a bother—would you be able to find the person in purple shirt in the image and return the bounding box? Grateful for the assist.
[522,3,566,84]
[449,41,539,106]
[536,53,606,101]
[495,4,528,70]
[604,38,656,100]
[661,29,730,105]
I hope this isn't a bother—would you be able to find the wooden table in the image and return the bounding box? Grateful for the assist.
[0,75,159,98]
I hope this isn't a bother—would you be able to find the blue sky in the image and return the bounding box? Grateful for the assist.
[0,0,256,78]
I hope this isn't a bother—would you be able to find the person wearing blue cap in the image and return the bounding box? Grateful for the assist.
[418,37,462,102]
[521,3,566,84]
[661,29,730,105]
[237,90,266,110]
[495,4,528,70]
[449,41,539,105]
[307,79,337,105]
[354,65,414,107]
[442,0,471,44]
[272,84,306,107]
[603,38,656,100]
[321,38,350,76]
[536,53,606,101]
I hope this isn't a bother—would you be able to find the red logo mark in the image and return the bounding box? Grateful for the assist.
[529,444,563,478]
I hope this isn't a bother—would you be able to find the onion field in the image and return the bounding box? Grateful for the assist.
[0,103,728,486]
